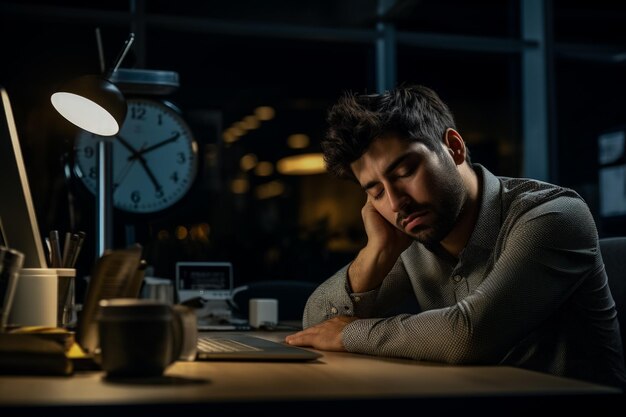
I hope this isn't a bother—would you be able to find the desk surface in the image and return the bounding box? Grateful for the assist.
[0,331,622,415]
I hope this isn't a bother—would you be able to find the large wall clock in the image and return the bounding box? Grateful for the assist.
[74,98,198,214]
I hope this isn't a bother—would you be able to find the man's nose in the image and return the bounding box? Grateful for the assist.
[387,186,408,213]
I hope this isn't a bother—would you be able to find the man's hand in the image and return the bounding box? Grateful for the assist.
[348,200,412,293]
[285,316,358,351]
[361,200,412,254]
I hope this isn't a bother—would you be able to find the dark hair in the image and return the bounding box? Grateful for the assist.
[322,84,467,180]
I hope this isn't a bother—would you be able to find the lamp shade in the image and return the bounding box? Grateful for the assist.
[51,74,127,136]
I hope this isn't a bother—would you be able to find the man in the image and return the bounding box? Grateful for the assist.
[285,85,626,388]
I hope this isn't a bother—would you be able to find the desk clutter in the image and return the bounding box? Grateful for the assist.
[0,247,313,377]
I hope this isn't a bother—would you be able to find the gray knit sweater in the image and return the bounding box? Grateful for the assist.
[303,164,626,388]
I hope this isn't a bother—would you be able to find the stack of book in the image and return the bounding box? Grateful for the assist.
[0,327,75,375]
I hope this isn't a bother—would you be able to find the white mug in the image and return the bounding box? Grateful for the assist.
[8,268,58,328]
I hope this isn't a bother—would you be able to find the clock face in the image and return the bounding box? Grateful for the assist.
[74,99,198,213]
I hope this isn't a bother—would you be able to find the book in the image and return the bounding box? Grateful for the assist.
[0,329,74,375]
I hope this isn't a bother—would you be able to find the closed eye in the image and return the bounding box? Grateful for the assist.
[393,162,418,179]
[372,188,385,200]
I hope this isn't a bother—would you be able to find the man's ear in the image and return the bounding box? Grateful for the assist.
[443,128,466,165]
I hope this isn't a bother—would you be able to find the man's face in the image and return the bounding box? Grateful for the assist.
[350,135,466,245]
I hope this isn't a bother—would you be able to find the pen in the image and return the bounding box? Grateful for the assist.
[69,231,86,268]
[44,237,52,266]
[49,230,62,268]
[61,232,71,267]
[63,233,79,268]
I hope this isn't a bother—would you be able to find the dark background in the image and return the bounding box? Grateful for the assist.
[1,0,626,299]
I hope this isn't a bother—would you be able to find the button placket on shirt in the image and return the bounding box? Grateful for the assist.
[451,273,469,300]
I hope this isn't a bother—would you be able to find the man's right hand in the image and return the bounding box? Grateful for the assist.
[347,200,412,293]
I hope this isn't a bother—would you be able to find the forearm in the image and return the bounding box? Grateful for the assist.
[303,250,416,328]
[348,242,407,293]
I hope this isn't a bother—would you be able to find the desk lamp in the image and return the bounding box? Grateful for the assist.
[51,33,135,257]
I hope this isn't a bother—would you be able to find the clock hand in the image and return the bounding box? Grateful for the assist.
[115,135,163,193]
[114,142,147,191]
[113,159,135,190]
[129,132,180,160]
[115,134,143,159]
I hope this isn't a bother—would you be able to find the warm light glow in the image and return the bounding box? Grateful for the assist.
[240,153,258,171]
[51,92,120,136]
[254,106,275,121]
[234,121,249,132]
[242,115,260,130]
[255,161,274,176]
[255,180,285,199]
[287,133,310,149]
[277,153,326,175]
[223,129,238,143]
[190,223,209,242]
[157,229,170,240]
[175,226,188,240]
[230,178,250,194]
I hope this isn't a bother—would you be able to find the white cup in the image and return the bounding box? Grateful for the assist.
[8,268,58,328]
[249,298,278,328]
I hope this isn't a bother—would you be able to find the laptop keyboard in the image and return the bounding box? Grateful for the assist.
[197,336,262,353]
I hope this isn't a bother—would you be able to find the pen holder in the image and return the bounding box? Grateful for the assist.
[54,268,76,327]
[8,268,57,328]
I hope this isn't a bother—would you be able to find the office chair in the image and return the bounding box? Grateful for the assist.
[599,236,626,351]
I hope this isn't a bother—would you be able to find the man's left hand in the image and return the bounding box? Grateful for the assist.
[285,316,358,351]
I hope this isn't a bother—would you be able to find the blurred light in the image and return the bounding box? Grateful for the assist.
[200,223,211,236]
[242,115,260,130]
[175,226,188,240]
[287,133,309,149]
[230,177,250,194]
[240,153,258,171]
[190,224,209,242]
[255,180,285,199]
[255,161,274,176]
[234,121,248,132]
[157,229,170,240]
[230,125,245,136]
[277,153,326,175]
[254,106,275,121]
[223,129,238,143]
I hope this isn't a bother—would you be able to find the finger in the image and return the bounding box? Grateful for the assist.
[285,332,311,347]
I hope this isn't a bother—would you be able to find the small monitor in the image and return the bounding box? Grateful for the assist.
[0,86,47,268]
[176,262,233,302]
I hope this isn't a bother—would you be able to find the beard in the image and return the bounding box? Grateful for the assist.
[395,156,467,246]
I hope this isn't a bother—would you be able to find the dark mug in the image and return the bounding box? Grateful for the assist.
[97,298,196,377]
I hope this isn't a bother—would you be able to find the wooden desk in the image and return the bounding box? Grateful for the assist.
[0,331,622,416]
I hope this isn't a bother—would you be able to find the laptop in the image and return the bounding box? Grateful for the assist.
[195,333,321,361]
